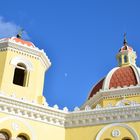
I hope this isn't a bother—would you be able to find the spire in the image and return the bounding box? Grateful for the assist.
[16,29,24,39]
[123,33,127,46]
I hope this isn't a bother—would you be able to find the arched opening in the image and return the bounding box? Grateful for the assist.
[17,135,27,140]
[124,55,128,63]
[13,63,27,86]
[104,139,111,140]
[17,134,29,140]
[119,57,122,63]
[122,137,132,140]
[0,131,10,140]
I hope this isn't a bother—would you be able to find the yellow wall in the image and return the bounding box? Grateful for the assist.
[0,51,7,88]
[65,122,140,140]
[0,49,46,104]
[65,125,103,140]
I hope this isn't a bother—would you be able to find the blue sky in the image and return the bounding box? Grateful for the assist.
[0,0,140,110]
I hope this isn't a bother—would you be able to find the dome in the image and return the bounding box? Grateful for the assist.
[88,65,140,99]
[109,66,137,88]
[11,37,35,48]
[119,45,133,52]
[10,37,35,48]
[0,37,36,48]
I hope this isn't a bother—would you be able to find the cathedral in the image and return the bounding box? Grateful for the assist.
[0,34,139,140]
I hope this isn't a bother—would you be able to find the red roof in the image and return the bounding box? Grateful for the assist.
[109,66,137,88]
[11,37,35,48]
[88,78,104,99]
[88,66,138,100]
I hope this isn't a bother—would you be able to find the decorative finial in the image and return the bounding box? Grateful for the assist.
[123,33,127,45]
[16,28,24,39]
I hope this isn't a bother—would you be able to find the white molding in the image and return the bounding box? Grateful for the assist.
[96,123,139,140]
[10,56,33,71]
[81,85,140,108]
[102,67,119,90]
[0,92,67,127]
[131,65,140,84]
[112,129,120,137]
[0,91,140,128]
[0,40,51,71]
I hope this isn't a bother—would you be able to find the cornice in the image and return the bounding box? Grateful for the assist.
[0,92,67,127]
[0,91,140,128]
[66,104,140,128]
[81,85,140,108]
[0,41,51,70]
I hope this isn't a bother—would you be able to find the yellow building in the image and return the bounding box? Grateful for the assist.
[0,34,139,140]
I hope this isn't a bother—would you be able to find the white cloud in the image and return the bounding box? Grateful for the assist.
[0,16,29,39]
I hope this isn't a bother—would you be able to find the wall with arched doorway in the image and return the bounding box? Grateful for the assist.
[0,113,65,140]
[96,123,139,140]
[65,122,140,140]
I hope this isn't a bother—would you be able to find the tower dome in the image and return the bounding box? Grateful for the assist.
[0,36,36,48]
[88,37,140,100]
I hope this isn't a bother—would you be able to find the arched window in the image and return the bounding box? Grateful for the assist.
[0,132,9,140]
[119,57,122,63]
[124,55,128,63]
[13,63,27,86]
[17,134,29,140]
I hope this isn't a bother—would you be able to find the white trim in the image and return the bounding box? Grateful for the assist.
[81,85,140,108]
[96,123,139,140]
[0,40,51,71]
[1,91,140,128]
[10,56,33,71]
[102,67,119,90]
[131,65,140,84]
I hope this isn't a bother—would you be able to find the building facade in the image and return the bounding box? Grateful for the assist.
[0,35,139,140]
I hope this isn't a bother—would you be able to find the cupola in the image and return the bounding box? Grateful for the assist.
[116,34,137,67]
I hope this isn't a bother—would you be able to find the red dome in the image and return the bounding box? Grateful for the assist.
[11,37,35,48]
[88,78,104,99]
[109,66,137,88]
[88,66,139,100]
[0,37,35,48]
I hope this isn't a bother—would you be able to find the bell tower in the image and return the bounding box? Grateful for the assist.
[0,35,51,104]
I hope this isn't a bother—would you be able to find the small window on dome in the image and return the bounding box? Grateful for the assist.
[13,63,29,87]
[119,57,122,63]
[124,55,128,63]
